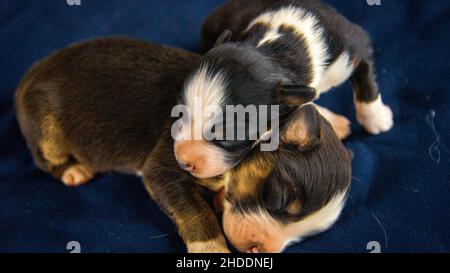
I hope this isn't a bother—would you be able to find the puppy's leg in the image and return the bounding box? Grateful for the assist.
[351,59,393,134]
[314,105,351,140]
[143,134,229,253]
[39,115,94,186]
[143,171,229,253]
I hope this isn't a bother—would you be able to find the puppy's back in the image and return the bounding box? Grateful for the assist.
[15,37,199,172]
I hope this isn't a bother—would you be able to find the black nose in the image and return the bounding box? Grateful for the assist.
[178,162,194,172]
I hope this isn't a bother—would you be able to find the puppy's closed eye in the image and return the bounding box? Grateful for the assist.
[262,176,301,216]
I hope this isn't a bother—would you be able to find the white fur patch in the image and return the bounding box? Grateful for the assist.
[281,191,348,251]
[315,52,355,94]
[248,6,329,87]
[183,65,227,111]
[355,95,394,135]
[180,65,227,140]
[258,30,283,47]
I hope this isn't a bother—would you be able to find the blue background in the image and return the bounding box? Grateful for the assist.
[0,0,449,253]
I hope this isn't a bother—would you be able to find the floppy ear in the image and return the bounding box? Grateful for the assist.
[263,177,301,215]
[279,84,316,106]
[280,104,322,151]
[214,29,232,47]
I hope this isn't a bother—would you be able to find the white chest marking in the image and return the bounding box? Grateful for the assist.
[247,6,329,88]
[315,52,355,95]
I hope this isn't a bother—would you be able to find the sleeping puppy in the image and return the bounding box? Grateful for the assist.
[206,104,351,253]
[14,37,230,252]
[15,37,351,253]
[174,0,393,179]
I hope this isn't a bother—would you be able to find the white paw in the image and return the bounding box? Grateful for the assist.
[355,96,393,135]
[187,236,230,253]
[61,164,94,187]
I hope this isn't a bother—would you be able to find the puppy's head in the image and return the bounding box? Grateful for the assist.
[220,105,352,253]
[174,31,316,178]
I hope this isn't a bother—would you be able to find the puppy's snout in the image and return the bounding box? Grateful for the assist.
[174,140,202,173]
[174,140,229,178]
[223,207,285,253]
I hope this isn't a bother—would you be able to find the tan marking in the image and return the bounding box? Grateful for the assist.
[187,235,230,253]
[314,105,351,140]
[285,199,302,215]
[281,114,310,146]
[39,114,69,165]
[228,155,273,198]
[197,175,226,192]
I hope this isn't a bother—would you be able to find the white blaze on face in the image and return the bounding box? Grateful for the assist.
[173,65,232,178]
[247,6,330,88]
[179,65,227,141]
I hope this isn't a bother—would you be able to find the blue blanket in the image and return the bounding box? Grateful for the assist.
[0,0,449,253]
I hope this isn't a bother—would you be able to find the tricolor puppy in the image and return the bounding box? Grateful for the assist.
[208,103,352,253]
[174,0,393,178]
[14,38,231,253]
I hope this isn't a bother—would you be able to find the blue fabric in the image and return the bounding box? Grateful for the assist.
[0,0,449,253]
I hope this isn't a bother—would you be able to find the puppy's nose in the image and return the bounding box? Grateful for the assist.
[178,162,194,173]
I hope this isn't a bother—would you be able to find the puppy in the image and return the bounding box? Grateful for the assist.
[174,0,393,178]
[206,103,351,253]
[15,37,230,253]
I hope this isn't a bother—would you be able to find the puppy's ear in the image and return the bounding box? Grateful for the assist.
[263,176,301,215]
[214,29,232,47]
[280,104,322,151]
[279,84,316,106]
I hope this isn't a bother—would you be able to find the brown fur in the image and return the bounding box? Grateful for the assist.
[15,37,226,251]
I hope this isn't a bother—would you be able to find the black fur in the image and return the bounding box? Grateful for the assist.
[225,105,351,224]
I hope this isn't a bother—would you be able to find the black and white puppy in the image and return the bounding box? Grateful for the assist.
[174,0,393,178]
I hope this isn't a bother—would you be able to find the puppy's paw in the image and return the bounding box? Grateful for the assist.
[329,114,351,140]
[61,164,94,187]
[314,105,351,140]
[187,236,230,253]
[355,96,393,135]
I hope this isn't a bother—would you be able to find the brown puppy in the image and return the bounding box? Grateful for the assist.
[14,37,228,253]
